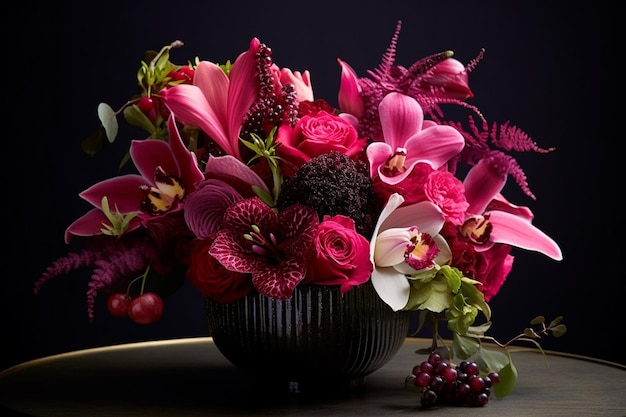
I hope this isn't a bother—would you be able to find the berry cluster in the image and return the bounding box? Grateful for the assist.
[407,352,500,408]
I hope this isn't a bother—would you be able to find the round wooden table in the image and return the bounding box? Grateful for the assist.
[0,337,624,416]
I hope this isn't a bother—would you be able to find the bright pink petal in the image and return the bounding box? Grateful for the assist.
[488,211,563,261]
[403,125,465,169]
[226,38,260,159]
[193,61,229,131]
[160,84,235,157]
[378,92,423,150]
[337,58,363,118]
[79,175,147,212]
[463,159,506,215]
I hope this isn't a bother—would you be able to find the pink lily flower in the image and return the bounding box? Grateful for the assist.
[159,38,261,161]
[66,116,204,243]
[370,193,451,311]
[461,159,562,260]
[366,92,465,185]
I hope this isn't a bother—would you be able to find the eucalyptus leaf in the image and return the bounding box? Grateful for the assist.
[452,333,480,359]
[97,103,118,143]
[493,360,518,398]
[474,346,510,373]
[123,104,156,134]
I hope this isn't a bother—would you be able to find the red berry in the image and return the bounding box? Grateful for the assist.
[107,293,131,318]
[137,96,155,114]
[128,292,164,325]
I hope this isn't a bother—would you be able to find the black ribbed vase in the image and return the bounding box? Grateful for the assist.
[206,281,411,393]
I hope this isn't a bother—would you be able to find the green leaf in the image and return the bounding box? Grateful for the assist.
[97,103,118,143]
[551,324,567,337]
[493,360,518,398]
[123,104,157,135]
[549,316,563,327]
[80,127,107,157]
[530,315,546,325]
[452,333,480,359]
[474,346,510,373]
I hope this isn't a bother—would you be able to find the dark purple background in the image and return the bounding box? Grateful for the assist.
[5,1,620,371]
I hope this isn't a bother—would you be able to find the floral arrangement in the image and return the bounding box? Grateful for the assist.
[36,21,565,406]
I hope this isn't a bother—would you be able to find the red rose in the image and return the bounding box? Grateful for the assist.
[304,215,373,293]
[276,111,368,175]
[185,239,254,303]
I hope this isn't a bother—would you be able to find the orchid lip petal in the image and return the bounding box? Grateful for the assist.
[488,211,563,261]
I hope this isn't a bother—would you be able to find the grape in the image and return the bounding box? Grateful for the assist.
[406,353,499,408]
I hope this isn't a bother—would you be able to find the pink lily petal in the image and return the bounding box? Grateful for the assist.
[226,37,261,156]
[193,61,230,132]
[463,159,506,215]
[160,84,237,157]
[79,175,147,212]
[337,58,364,118]
[488,211,563,261]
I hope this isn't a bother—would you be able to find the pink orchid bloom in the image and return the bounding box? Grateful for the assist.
[462,159,562,260]
[65,116,204,243]
[366,92,465,185]
[159,38,261,161]
[370,193,451,311]
[209,197,319,300]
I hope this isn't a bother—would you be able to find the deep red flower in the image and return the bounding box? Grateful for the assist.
[209,197,319,299]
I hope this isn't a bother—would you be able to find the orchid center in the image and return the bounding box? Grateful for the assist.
[383,148,407,175]
[405,226,439,270]
[139,166,186,215]
[459,214,492,244]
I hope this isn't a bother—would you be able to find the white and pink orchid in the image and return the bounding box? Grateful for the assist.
[370,193,452,311]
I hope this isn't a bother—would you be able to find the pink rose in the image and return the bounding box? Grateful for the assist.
[185,239,254,303]
[304,215,373,293]
[423,170,469,225]
[276,111,368,175]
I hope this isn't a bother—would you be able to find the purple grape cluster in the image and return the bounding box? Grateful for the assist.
[407,352,500,408]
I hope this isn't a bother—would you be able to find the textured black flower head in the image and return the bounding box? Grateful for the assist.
[277,151,378,238]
